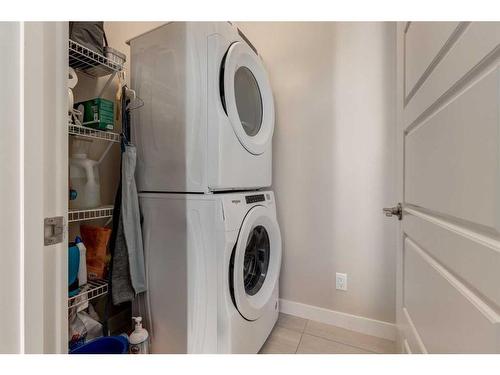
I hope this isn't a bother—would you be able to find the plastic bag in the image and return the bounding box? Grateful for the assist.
[69,22,106,55]
[68,307,87,351]
[68,305,103,351]
[81,224,112,279]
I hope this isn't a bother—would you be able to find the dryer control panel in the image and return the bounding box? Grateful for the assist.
[245,194,266,204]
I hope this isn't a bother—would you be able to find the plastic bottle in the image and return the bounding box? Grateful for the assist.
[68,243,80,297]
[75,236,87,286]
[129,317,150,354]
[69,138,101,210]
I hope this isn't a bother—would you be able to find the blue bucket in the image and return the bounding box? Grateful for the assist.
[69,336,129,354]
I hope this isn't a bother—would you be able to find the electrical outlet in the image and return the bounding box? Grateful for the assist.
[336,272,347,291]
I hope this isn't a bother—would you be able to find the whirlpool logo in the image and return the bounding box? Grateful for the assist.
[231,200,241,204]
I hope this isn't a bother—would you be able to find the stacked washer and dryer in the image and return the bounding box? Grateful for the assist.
[129,22,282,353]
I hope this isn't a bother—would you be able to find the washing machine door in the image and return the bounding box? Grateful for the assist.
[221,41,275,155]
[231,205,282,321]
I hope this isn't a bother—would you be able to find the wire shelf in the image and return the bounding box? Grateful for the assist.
[69,40,124,77]
[68,205,114,223]
[68,279,109,309]
[68,124,121,143]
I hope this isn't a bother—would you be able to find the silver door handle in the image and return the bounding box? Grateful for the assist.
[383,203,402,220]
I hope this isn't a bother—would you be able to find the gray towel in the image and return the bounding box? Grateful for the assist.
[111,215,135,305]
[122,144,147,294]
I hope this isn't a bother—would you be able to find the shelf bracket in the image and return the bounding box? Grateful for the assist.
[97,141,115,164]
[98,71,117,98]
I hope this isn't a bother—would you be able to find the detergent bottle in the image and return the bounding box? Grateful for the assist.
[69,138,101,209]
[74,236,87,286]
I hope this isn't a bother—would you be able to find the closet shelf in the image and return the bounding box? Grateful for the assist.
[68,279,109,309]
[68,205,114,223]
[69,39,124,77]
[68,124,121,143]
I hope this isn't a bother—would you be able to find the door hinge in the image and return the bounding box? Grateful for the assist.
[44,216,65,246]
[383,203,403,220]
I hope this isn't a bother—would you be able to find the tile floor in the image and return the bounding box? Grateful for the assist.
[259,313,397,354]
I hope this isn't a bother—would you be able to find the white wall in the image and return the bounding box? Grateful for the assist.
[330,22,396,323]
[237,22,397,323]
[105,22,398,324]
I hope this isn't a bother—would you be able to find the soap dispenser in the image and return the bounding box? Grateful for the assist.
[129,317,150,354]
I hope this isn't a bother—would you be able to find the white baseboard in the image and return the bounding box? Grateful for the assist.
[279,299,396,341]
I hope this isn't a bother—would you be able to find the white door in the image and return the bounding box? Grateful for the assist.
[231,205,281,321]
[0,22,23,354]
[394,22,500,353]
[0,22,68,354]
[221,41,275,155]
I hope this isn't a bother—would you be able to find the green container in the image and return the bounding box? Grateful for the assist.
[76,98,115,131]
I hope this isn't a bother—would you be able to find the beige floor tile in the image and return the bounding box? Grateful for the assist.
[296,334,373,354]
[259,326,302,354]
[276,313,308,332]
[304,320,396,354]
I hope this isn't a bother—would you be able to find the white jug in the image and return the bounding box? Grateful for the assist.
[69,139,101,209]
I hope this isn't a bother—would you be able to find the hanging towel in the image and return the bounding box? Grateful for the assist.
[111,212,136,304]
[121,143,147,294]
[109,85,147,305]
[109,154,136,305]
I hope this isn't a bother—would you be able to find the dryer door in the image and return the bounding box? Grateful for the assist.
[221,41,275,155]
[231,205,282,321]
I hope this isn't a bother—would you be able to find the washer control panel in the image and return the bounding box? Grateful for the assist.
[245,194,266,204]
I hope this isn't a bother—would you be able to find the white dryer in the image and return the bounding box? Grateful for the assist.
[138,191,281,353]
[129,22,275,193]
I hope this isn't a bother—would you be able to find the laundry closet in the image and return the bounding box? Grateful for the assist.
[39,21,282,354]
[3,20,499,355]
[66,23,138,351]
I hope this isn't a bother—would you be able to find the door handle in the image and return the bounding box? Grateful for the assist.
[383,203,402,220]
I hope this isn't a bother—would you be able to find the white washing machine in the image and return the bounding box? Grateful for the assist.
[138,191,281,353]
[129,22,275,193]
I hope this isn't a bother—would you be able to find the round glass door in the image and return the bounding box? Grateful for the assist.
[243,225,270,296]
[234,67,263,137]
[222,42,275,155]
[231,206,282,321]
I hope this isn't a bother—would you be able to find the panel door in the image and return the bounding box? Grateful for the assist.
[396,21,500,353]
